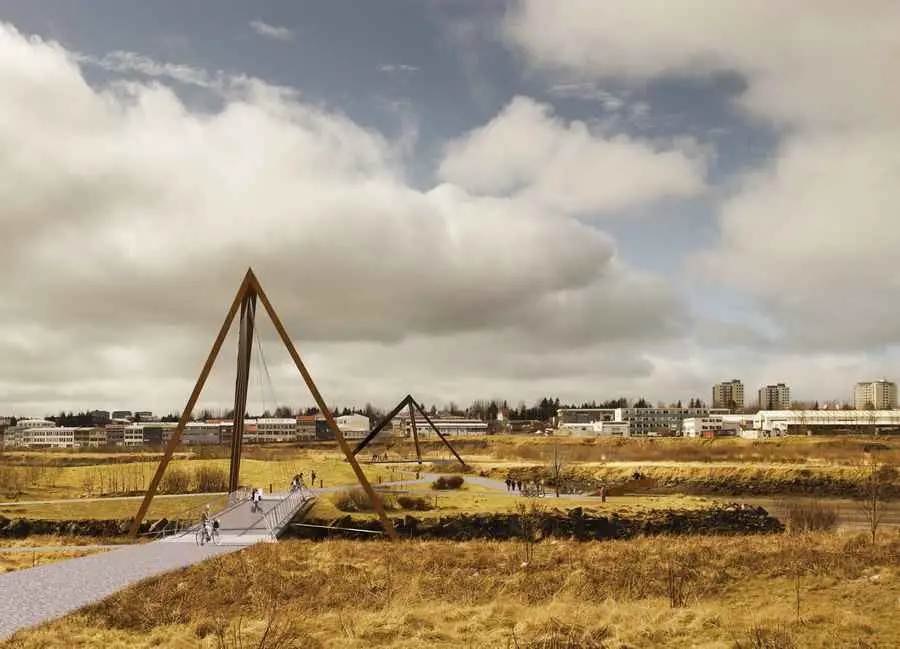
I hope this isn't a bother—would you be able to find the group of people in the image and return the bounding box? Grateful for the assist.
[504,477,546,496]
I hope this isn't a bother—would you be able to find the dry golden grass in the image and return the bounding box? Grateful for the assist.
[6,531,900,648]
[315,484,712,521]
[0,494,227,521]
[1,451,402,501]
[391,433,900,466]
[0,548,106,574]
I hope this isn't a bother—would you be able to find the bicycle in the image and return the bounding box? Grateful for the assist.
[195,519,222,546]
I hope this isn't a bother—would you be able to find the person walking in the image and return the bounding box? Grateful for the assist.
[311,470,317,485]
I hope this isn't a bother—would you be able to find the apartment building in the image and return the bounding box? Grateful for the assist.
[854,380,897,410]
[712,380,744,412]
[758,383,791,410]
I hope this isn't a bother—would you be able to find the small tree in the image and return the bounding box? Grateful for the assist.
[858,456,897,545]
[549,442,564,497]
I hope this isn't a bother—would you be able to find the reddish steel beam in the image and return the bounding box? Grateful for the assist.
[248,271,399,540]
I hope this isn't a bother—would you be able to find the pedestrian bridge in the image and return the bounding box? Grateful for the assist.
[161,488,315,546]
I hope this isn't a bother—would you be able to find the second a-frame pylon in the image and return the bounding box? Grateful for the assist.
[351,394,467,467]
[129,269,398,540]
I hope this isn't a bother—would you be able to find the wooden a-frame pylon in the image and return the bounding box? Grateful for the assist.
[128,268,398,540]
[351,394,467,467]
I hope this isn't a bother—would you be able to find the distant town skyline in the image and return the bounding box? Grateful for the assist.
[2,2,900,415]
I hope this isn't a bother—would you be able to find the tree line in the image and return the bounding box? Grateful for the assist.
[28,395,722,428]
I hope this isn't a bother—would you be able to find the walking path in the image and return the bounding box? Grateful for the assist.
[0,490,310,640]
[0,541,236,639]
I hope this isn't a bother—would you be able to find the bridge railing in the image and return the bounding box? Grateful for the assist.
[143,487,252,540]
[262,489,310,541]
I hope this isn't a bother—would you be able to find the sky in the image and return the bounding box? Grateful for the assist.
[1,1,899,417]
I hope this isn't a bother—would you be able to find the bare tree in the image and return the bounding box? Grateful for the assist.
[858,455,897,545]
[549,442,564,497]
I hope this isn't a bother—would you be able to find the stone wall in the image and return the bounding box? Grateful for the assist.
[284,504,784,541]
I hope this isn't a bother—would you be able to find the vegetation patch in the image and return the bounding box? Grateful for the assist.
[431,475,465,490]
[9,533,900,648]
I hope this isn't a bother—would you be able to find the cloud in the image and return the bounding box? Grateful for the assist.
[503,1,900,131]
[249,20,294,41]
[0,22,692,416]
[377,64,420,73]
[503,2,900,354]
[438,96,707,216]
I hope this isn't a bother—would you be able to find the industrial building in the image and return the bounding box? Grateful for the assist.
[754,409,900,435]
[392,413,489,438]
[335,414,371,440]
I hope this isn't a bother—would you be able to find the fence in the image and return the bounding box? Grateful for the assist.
[143,487,251,540]
[262,489,310,541]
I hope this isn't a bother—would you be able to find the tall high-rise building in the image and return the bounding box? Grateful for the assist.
[712,380,744,412]
[854,380,897,410]
[758,383,791,410]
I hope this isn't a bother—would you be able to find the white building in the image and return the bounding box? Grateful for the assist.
[246,418,297,443]
[335,414,371,440]
[753,409,900,434]
[556,409,617,426]
[3,419,56,447]
[682,417,724,438]
[393,414,487,438]
[854,380,897,410]
[613,407,729,436]
[20,426,76,448]
[183,422,222,445]
[559,420,630,436]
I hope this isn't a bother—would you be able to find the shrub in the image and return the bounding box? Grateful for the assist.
[397,495,433,511]
[160,467,191,494]
[331,488,397,512]
[779,498,839,534]
[195,466,228,493]
[431,475,465,490]
[732,624,796,649]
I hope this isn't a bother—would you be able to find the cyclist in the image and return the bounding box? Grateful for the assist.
[200,505,212,543]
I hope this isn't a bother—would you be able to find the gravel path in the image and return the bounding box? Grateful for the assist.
[0,541,237,639]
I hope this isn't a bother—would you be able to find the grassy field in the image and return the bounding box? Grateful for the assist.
[0,494,227,522]
[0,548,106,574]
[313,482,713,521]
[0,536,120,574]
[5,531,898,648]
[0,449,404,501]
